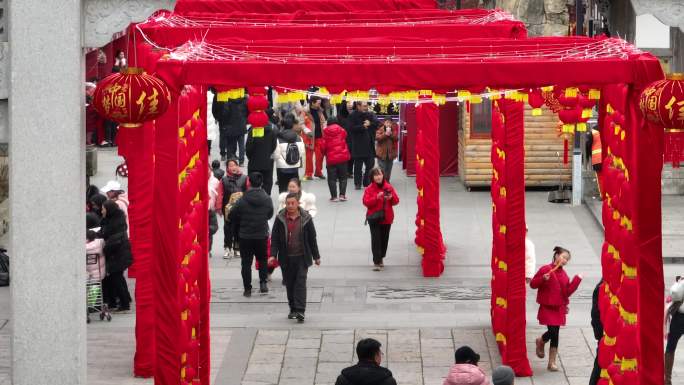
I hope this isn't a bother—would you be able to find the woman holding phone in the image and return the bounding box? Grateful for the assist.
[362,168,399,271]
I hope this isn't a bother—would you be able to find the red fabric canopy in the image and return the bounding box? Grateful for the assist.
[174,0,437,14]
[155,37,661,92]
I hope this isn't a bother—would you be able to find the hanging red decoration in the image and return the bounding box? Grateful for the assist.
[246,87,269,137]
[640,73,684,166]
[528,88,545,116]
[93,68,171,128]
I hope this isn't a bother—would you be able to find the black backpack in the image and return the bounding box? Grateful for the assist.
[284,142,300,166]
[0,248,9,286]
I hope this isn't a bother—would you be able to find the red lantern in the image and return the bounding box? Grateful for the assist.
[528,88,545,116]
[93,68,171,128]
[640,73,684,166]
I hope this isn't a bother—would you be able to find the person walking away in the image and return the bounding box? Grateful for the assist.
[246,120,277,195]
[363,168,399,271]
[101,180,129,231]
[320,117,351,201]
[525,227,536,284]
[207,89,219,155]
[270,193,321,322]
[491,366,514,385]
[216,158,248,259]
[589,279,604,385]
[443,346,491,385]
[100,200,133,312]
[337,101,355,177]
[278,178,317,218]
[213,94,248,163]
[229,172,274,296]
[530,246,582,371]
[208,168,220,257]
[305,96,327,179]
[335,338,397,385]
[665,275,684,385]
[375,119,398,182]
[349,101,379,189]
[274,114,305,193]
[211,159,225,181]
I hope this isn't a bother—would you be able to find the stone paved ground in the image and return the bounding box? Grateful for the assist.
[2,146,684,384]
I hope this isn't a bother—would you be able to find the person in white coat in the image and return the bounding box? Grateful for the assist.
[525,227,536,284]
[207,90,219,156]
[666,276,684,384]
[277,178,317,218]
[273,113,306,193]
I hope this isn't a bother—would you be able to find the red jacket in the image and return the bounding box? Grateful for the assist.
[319,124,350,165]
[530,263,581,307]
[362,180,399,225]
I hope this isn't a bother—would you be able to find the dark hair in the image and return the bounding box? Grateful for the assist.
[249,172,263,188]
[370,167,385,182]
[211,160,221,169]
[454,346,480,365]
[282,113,296,131]
[115,50,124,57]
[309,95,322,105]
[103,200,122,218]
[226,157,240,167]
[90,193,107,211]
[86,230,97,242]
[356,338,382,361]
[326,116,339,126]
[552,246,571,262]
[285,192,300,202]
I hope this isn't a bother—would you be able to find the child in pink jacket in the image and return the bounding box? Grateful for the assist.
[86,230,106,282]
[443,346,491,385]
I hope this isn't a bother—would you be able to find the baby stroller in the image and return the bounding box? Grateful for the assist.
[86,253,111,323]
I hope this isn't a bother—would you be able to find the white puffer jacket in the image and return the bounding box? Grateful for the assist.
[206,92,218,142]
[273,130,305,169]
[671,280,684,313]
[278,191,317,218]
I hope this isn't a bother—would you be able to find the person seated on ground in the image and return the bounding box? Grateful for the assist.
[443,346,491,385]
[491,366,514,385]
[335,338,397,385]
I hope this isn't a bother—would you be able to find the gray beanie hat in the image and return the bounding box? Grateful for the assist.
[492,365,515,385]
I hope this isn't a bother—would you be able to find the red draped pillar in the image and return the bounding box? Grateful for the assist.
[124,123,156,377]
[415,97,445,277]
[490,97,532,376]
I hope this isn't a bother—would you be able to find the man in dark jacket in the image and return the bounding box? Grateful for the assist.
[270,193,321,322]
[229,172,274,296]
[589,279,604,385]
[213,95,248,163]
[335,338,397,385]
[246,123,278,196]
[337,101,355,176]
[349,101,379,189]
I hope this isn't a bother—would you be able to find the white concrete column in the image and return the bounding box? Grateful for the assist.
[9,1,86,385]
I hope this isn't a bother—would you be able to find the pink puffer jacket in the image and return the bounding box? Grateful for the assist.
[86,239,106,281]
[443,364,491,385]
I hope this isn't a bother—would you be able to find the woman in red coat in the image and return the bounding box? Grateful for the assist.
[362,168,399,271]
[530,246,582,371]
[320,118,351,201]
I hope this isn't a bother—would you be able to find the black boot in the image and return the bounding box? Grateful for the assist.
[260,282,268,293]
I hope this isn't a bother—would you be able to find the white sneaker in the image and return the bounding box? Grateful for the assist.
[233,249,241,258]
[223,248,232,259]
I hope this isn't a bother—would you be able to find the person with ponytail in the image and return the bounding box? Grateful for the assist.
[530,246,582,371]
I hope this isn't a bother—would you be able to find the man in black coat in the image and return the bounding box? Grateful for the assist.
[337,101,355,176]
[589,279,604,385]
[212,95,248,163]
[335,338,397,385]
[349,101,379,189]
[229,172,274,296]
[245,123,277,196]
[270,193,321,322]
